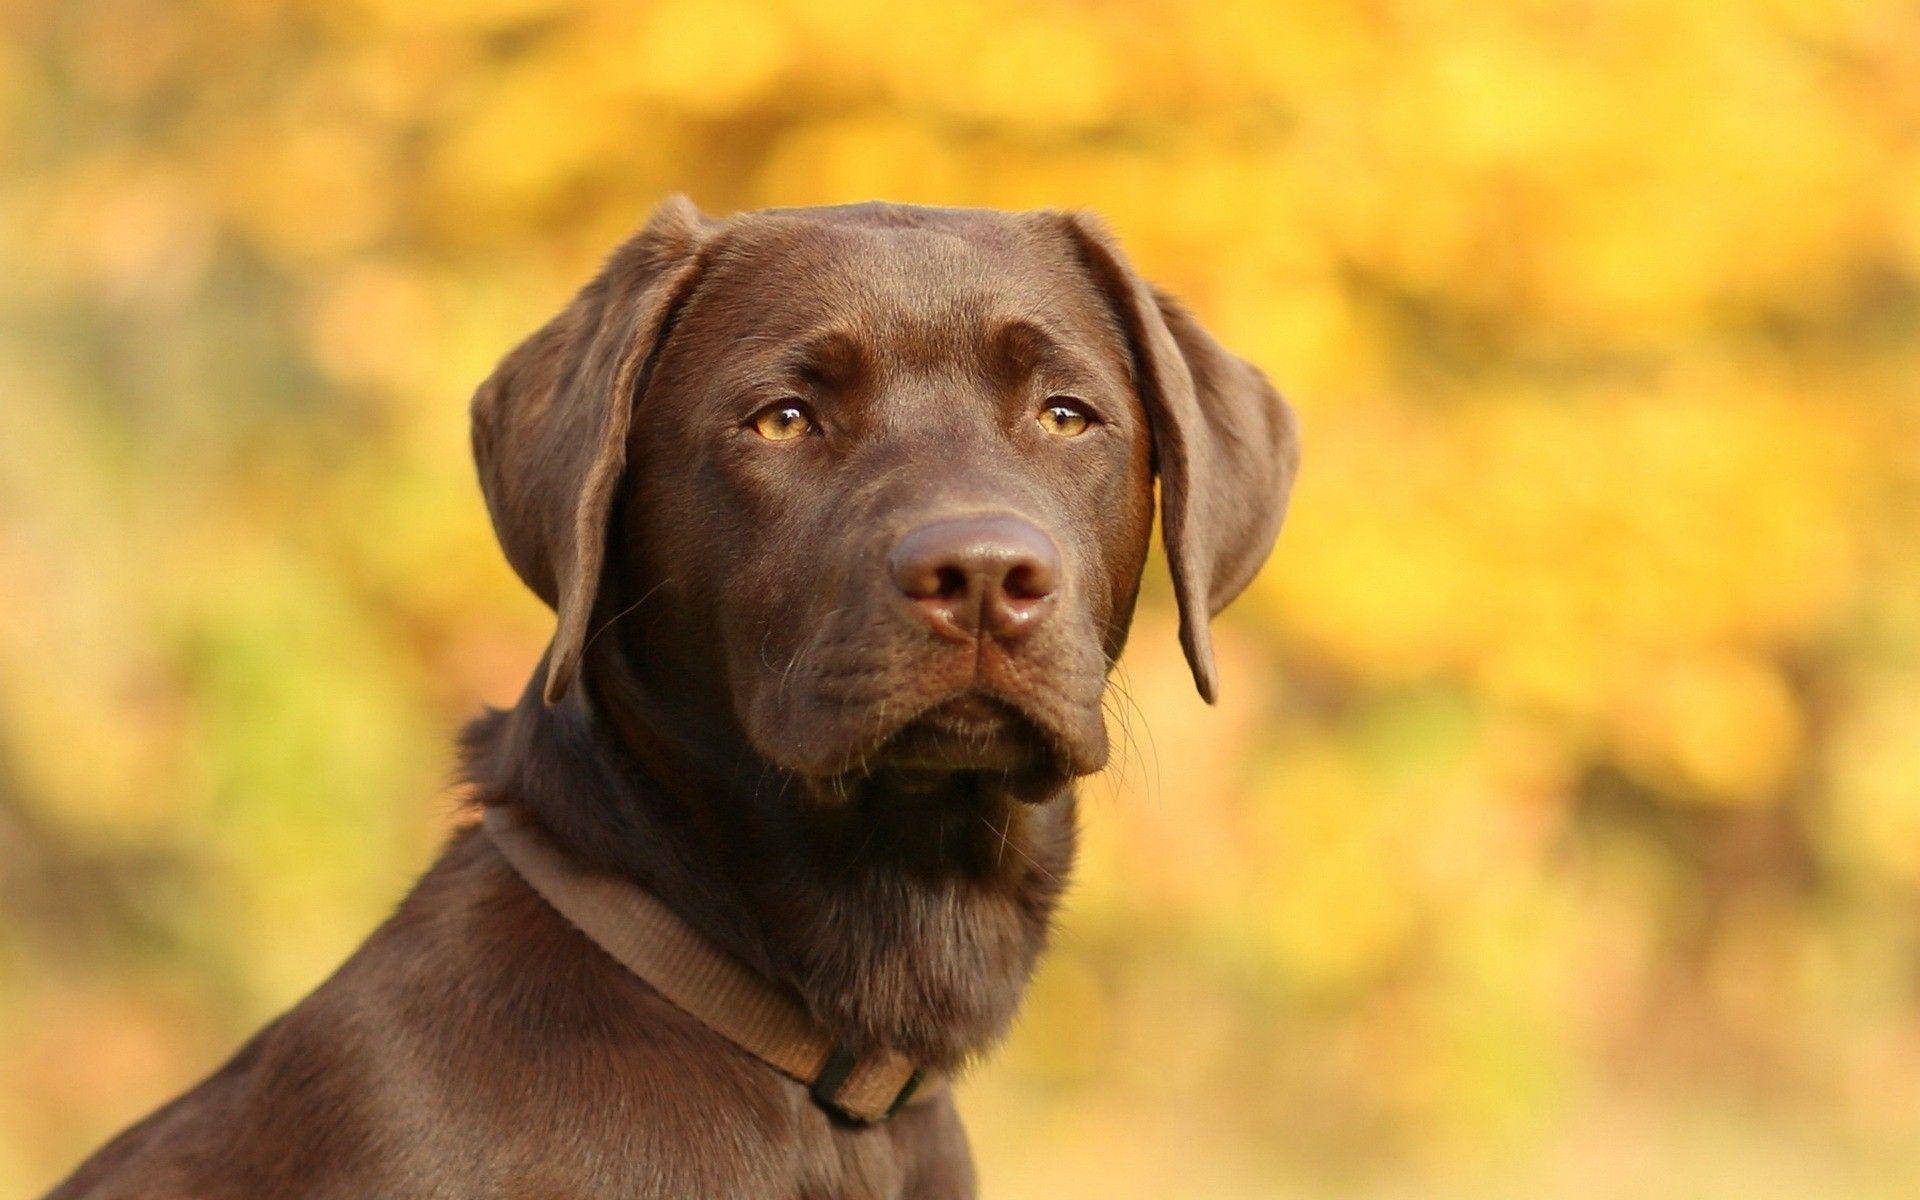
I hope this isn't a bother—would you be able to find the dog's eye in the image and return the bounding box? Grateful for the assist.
[1037,399,1096,438]
[748,402,816,442]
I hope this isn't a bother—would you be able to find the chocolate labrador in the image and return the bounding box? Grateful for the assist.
[46,198,1298,1199]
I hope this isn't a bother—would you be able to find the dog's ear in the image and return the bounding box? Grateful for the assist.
[471,195,711,705]
[1060,213,1301,703]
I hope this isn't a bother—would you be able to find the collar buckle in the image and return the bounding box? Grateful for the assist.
[810,1043,926,1125]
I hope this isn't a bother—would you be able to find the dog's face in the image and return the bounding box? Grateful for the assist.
[472,200,1298,799]
[628,212,1151,789]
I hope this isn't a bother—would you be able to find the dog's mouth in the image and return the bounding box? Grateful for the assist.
[790,691,1075,807]
[749,651,1109,798]
[870,693,1059,776]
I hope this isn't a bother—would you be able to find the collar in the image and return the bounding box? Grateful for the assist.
[481,805,937,1124]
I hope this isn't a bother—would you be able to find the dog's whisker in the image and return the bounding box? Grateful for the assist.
[975,811,1057,885]
[581,578,670,657]
[1106,662,1161,808]
[987,804,1012,872]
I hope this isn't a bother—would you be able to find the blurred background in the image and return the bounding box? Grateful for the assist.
[2,0,1918,1195]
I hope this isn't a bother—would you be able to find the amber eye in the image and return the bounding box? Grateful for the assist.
[748,402,816,442]
[1038,399,1096,438]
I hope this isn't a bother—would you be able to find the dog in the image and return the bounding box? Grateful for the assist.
[46,198,1299,1199]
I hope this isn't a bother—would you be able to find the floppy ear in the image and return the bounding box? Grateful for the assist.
[471,195,711,705]
[1061,213,1301,703]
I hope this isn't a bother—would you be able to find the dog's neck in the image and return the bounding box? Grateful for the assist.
[459,649,1076,1072]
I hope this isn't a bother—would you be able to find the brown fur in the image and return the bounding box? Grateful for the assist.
[48,200,1297,1199]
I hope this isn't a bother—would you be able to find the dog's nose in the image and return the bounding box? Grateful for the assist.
[889,514,1060,640]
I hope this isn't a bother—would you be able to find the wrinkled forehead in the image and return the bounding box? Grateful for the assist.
[674,211,1130,381]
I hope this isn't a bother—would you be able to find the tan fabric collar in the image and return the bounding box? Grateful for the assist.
[482,805,935,1124]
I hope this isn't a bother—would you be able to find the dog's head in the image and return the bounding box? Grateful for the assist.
[472,199,1298,798]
